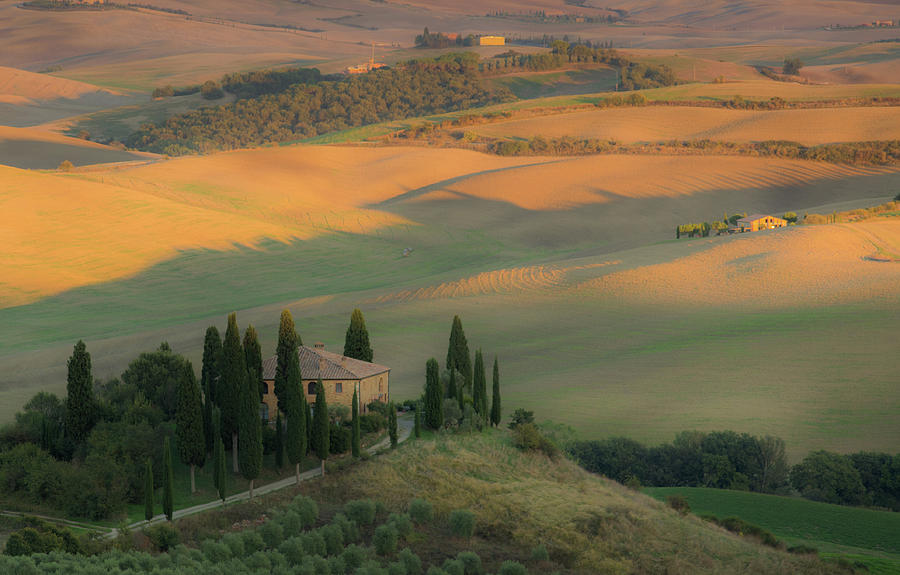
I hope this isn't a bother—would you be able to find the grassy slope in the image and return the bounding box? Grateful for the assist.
[644,487,900,574]
[486,67,618,100]
[302,432,849,574]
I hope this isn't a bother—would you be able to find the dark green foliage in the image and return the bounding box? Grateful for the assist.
[783,57,803,75]
[448,509,475,539]
[163,436,174,521]
[373,524,398,556]
[121,342,192,421]
[472,350,487,422]
[424,358,443,430]
[490,357,501,427]
[243,325,264,402]
[239,367,263,492]
[214,435,226,502]
[285,385,307,478]
[221,313,245,463]
[409,498,432,524]
[446,316,472,390]
[702,515,781,548]
[330,423,350,454]
[344,308,374,362]
[399,548,424,575]
[128,54,498,155]
[507,408,534,429]
[791,451,866,505]
[144,458,154,521]
[200,80,224,100]
[498,560,527,575]
[530,544,549,562]
[343,499,377,525]
[332,513,360,543]
[146,523,180,551]
[275,309,302,414]
[222,66,322,99]
[387,513,413,538]
[388,402,398,448]
[443,558,465,575]
[456,551,482,574]
[848,451,900,510]
[413,408,421,439]
[351,390,361,458]
[360,412,387,434]
[312,378,330,465]
[446,368,457,401]
[511,423,559,459]
[65,340,96,441]
[175,359,205,491]
[275,412,284,469]
[3,518,80,556]
[666,494,691,514]
[201,326,223,453]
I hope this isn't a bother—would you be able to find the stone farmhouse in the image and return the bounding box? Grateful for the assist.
[260,343,389,421]
[735,214,787,232]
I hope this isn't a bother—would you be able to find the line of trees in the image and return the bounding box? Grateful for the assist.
[423,316,502,432]
[127,53,505,155]
[568,432,900,510]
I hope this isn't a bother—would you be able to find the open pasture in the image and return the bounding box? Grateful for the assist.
[0,126,149,169]
[486,67,618,100]
[472,105,900,144]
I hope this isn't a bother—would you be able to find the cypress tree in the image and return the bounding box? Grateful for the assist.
[285,382,306,484]
[274,412,284,469]
[221,313,245,473]
[214,436,226,502]
[424,358,443,430]
[311,378,329,475]
[176,360,205,493]
[65,340,96,442]
[473,349,488,422]
[200,326,223,454]
[343,308,373,362]
[306,398,313,452]
[414,407,421,438]
[163,437,174,521]
[243,325,264,402]
[144,458,154,522]
[351,389,361,458]
[388,402,398,448]
[446,368,457,401]
[274,310,300,413]
[490,356,502,427]
[446,316,472,393]
[238,368,263,498]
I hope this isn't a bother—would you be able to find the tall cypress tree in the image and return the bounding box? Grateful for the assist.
[490,356,502,428]
[274,310,300,413]
[343,308,373,362]
[351,389,361,458]
[243,325,264,402]
[221,313,245,473]
[311,379,329,475]
[306,398,313,452]
[214,436,226,503]
[176,360,205,493]
[473,349,487,422]
[446,316,472,393]
[201,326,223,454]
[388,402,398,448]
[65,340,96,442]
[285,381,306,484]
[163,437,174,521]
[274,412,284,470]
[144,458,154,522]
[424,358,443,430]
[446,368,457,401]
[239,368,263,498]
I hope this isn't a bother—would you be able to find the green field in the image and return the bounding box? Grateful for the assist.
[644,487,900,574]
[486,66,618,100]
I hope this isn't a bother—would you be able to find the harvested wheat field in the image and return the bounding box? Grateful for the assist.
[0,126,149,169]
[582,220,900,307]
[0,65,120,105]
[474,106,900,145]
[438,155,895,210]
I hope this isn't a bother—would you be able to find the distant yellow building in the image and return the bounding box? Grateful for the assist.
[260,343,390,421]
[736,214,787,232]
[479,36,505,46]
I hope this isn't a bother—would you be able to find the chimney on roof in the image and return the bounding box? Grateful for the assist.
[314,342,324,349]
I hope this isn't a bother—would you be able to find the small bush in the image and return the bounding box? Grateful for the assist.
[373,524,399,556]
[341,543,368,569]
[241,530,266,554]
[200,539,231,563]
[666,495,691,515]
[511,423,559,459]
[320,523,344,556]
[624,475,642,491]
[408,498,433,524]
[427,567,449,575]
[259,520,285,549]
[498,560,527,575]
[507,408,534,429]
[788,544,818,555]
[456,551,482,574]
[58,160,74,172]
[293,495,319,527]
[277,509,304,535]
[386,513,413,539]
[301,531,327,557]
[200,80,224,100]
[145,523,179,551]
[399,547,423,575]
[278,536,305,564]
[448,509,475,539]
[221,532,244,556]
[530,544,549,561]
[331,512,360,543]
[344,499,377,525]
[442,558,465,575]
[360,413,387,434]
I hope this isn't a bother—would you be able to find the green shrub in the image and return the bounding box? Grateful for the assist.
[301,531,327,557]
[399,547,423,575]
[331,512,360,543]
[788,544,818,555]
[293,495,319,527]
[359,413,387,434]
[666,495,690,515]
[511,423,559,459]
[408,498,433,524]
[221,532,244,556]
[341,543,368,570]
[498,560,527,575]
[448,509,475,539]
[344,499,377,525]
[530,544,549,561]
[200,80,224,100]
[145,523,179,551]
[320,523,344,556]
[277,536,305,564]
[373,524,399,556]
[427,567,449,575]
[259,520,285,548]
[442,558,465,575]
[200,539,231,563]
[241,530,266,554]
[278,509,304,535]
[387,513,413,538]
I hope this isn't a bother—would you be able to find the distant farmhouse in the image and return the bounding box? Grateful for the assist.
[260,343,390,421]
[735,214,787,233]
[479,36,505,46]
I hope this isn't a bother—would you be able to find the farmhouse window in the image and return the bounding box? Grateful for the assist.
[308,381,316,395]
[336,382,343,393]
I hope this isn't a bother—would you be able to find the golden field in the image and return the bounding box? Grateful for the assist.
[473,106,900,144]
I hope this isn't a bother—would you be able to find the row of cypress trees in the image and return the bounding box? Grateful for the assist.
[425,315,501,430]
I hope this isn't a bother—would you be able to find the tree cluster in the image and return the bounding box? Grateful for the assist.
[127,53,502,155]
[791,450,900,509]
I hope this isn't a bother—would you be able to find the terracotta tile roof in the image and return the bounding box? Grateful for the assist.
[738,214,783,223]
[262,346,390,381]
